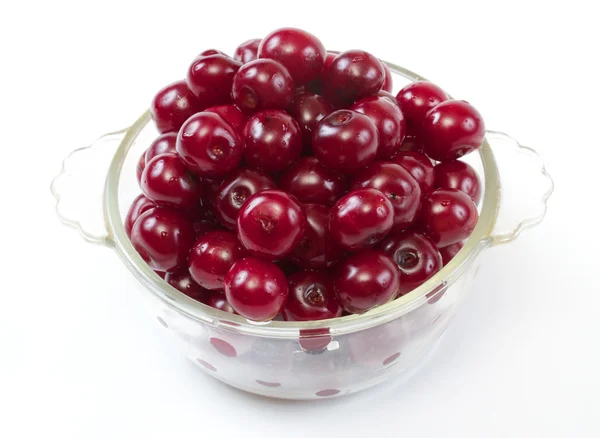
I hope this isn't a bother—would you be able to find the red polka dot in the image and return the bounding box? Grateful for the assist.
[382,352,401,366]
[196,358,217,371]
[426,284,446,304]
[157,316,168,328]
[299,328,331,353]
[316,389,340,397]
[210,337,237,357]
[256,380,281,388]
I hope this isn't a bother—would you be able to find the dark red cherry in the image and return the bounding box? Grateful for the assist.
[312,109,378,174]
[351,95,406,159]
[188,230,248,290]
[130,207,195,272]
[439,241,464,266]
[224,257,288,321]
[176,112,243,178]
[242,109,303,172]
[421,100,485,161]
[231,58,294,114]
[290,203,342,269]
[258,28,326,85]
[283,271,342,321]
[325,50,385,105]
[165,268,208,301]
[145,132,177,164]
[330,188,394,251]
[379,230,442,295]
[197,49,228,58]
[390,151,435,195]
[150,80,202,133]
[215,168,277,230]
[125,194,156,237]
[398,135,425,153]
[136,151,146,185]
[287,91,333,148]
[419,189,479,247]
[381,61,393,92]
[306,51,337,95]
[141,153,201,211]
[203,104,246,134]
[192,219,216,239]
[233,38,261,64]
[237,190,307,260]
[279,157,346,206]
[377,90,399,106]
[186,54,241,107]
[203,291,236,313]
[351,162,421,231]
[434,160,482,204]
[334,250,400,314]
[395,81,448,135]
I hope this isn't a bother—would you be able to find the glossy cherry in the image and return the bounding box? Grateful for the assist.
[283,271,342,321]
[312,109,379,174]
[330,188,394,251]
[197,49,228,57]
[215,168,277,230]
[290,203,342,269]
[334,250,400,314]
[176,112,243,178]
[224,257,289,321]
[231,58,294,114]
[136,152,146,185]
[351,162,421,231]
[258,28,326,85]
[351,95,406,159]
[141,153,201,211]
[186,54,241,107]
[379,230,442,295]
[145,132,178,163]
[307,51,337,95]
[439,241,464,266]
[279,157,346,206]
[188,230,248,290]
[242,109,303,172]
[165,269,208,301]
[203,291,236,313]
[287,91,333,148]
[398,135,425,153]
[233,38,261,64]
[130,207,195,272]
[325,50,385,105]
[390,151,435,195]
[150,80,202,133]
[381,62,393,92]
[419,189,479,247]
[125,194,156,237]
[434,160,482,204]
[421,100,485,161]
[204,104,246,134]
[395,81,448,135]
[236,190,307,260]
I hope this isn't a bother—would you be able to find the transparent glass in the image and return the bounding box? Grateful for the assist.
[51,62,553,400]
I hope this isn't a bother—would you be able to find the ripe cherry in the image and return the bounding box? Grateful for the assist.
[381,61,393,92]
[125,194,156,237]
[233,38,261,64]
[279,157,346,206]
[203,104,246,134]
[390,151,435,195]
[150,80,202,133]
[283,271,342,321]
[287,91,333,148]
[395,81,448,135]
[439,241,464,266]
[186,54,241,107]
[325,50,385,105]
[165,269,208,301]
[145,132,177,163]
[203,291,236,313]
[434,160,482,204]
[136,152,145,185]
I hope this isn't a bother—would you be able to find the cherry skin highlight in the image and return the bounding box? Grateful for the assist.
[151,80,202,133]
[145,132,178,163]
[186,54,241,107]
[396,81,448,135]
[325,50,385,105]
[233,38,261,64]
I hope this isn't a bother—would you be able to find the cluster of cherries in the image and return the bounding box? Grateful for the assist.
[128,27,485,322]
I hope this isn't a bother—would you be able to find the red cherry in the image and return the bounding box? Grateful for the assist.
[390,151,435,195]
[203,291,236,313]
[379,230,442,295]
[242,109,303,172]
[197,49,228,57]
[258,28,326,85]
[136,151,146,185]
[439,241,464,266]
[325,50,385,105]
[398,135,425,153]
[176,112,243,178]
[395,81,448,135]
[192,219,216,239]
[351,95,406,159]
[330,188,394,251]
[186,54,241,107]
[306,51,337,95]
[334,250,400,314]
[420,189,479,247]
[151,80,202,133]
[130,207,195,272]
[421,100,485,161]
[188,230,248,290]
[351,162,421,231]
[233,38,261,64]
[312,109,379,174]
[290,203,342,269]
[141,153,201,211]
[376,90,399,106]
[125,194,156,237]
[145,132,177,163]
[381,62,393,92]
[165,269,208,301]
[231,59,294,114]
[224,257,288,321]
[203,104,246,134]
[283,271,342,321]
[215,168,277,230]
[287,91,333,148]
[434,160,482,204]
[279,157,346,206]
[237,190,307,260]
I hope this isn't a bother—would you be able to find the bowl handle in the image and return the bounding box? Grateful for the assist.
[51,129,128,247]
[486,130,554,245]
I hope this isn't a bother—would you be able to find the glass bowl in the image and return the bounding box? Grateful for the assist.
[51,61,553,400]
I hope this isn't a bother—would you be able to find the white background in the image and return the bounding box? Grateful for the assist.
[1,1,598,437]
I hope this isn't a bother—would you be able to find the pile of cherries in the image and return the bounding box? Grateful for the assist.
[128,27,485,322]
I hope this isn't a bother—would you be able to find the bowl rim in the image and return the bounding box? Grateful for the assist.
[104,61,500,338]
